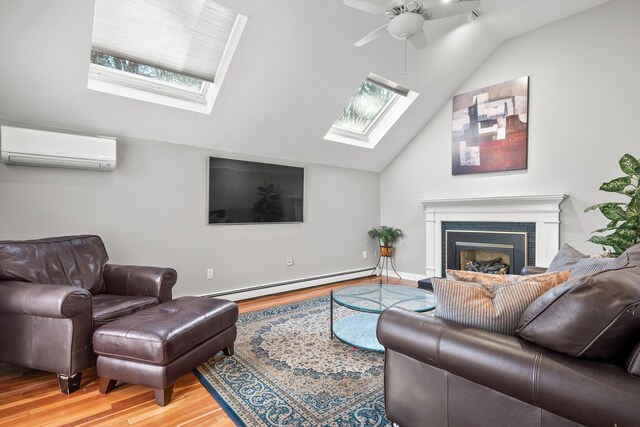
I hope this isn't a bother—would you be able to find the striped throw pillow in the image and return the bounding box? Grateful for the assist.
[568,257,617,279]
[432,278,552,335]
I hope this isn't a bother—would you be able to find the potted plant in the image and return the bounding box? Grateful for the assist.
[585,153,640,256]
[368,226,405,257]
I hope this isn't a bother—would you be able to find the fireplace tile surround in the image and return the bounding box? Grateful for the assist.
[419,194,568,278]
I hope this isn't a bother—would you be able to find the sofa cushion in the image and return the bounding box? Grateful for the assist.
[92,294,158,328]
[516,243,640,359]
[0,235,108,295]
[446,269,569,288]
[546,243,589,272]
[432,278,555,335]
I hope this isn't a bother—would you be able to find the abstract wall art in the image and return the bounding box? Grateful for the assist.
[451,76,529,175]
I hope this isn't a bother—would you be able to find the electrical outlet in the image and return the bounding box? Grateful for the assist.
[363,251,367,259]
[206,268,214,279]
[286,257,293,266]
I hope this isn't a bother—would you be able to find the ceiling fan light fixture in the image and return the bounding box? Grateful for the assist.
[387,12,424,40]
[405,1,419,12]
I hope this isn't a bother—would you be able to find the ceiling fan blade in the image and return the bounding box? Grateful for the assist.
[355,24,388,47]
[409,28,428,49]
[343,0,387,16]
[422,0,480,20]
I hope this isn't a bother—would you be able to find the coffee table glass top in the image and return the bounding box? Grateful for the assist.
[332,284,436,314]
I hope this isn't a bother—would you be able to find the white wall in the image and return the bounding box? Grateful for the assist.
[0,127,380,297]
[381,0,640,276]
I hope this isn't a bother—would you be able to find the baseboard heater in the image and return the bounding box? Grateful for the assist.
[205,267,374,298]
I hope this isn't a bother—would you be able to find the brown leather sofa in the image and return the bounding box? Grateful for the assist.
[0,235,177,393]
[377,244,640,427]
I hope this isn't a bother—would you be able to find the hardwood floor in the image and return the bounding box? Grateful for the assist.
[0,275,416,426]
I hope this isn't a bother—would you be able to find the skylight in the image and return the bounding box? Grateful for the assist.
[90,51,205,91]
[325,74,418,149]
[88,0,247,114]
[333,80,398,135]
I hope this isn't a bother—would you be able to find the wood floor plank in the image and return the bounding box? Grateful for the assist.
[0,276,415,426]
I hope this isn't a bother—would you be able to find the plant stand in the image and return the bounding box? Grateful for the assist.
[371,246,402,282]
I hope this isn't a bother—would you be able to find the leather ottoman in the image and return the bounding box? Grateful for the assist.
[93,296,238,406]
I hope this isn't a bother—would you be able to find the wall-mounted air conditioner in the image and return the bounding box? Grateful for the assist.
[0,126,117,171]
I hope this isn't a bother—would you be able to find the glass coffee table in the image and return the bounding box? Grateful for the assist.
[331,284,436,352]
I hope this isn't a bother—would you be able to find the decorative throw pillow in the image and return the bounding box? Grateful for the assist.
[546,243,589,272]
[502,271,570,289]
[432,278,553,335]
[446,269,570,290]
[516,243,640,359]
[445,269,509,284]
[568,257,617,279]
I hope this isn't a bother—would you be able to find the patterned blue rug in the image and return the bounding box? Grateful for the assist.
[194,296,390,426]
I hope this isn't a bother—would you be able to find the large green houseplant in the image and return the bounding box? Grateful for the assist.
[585,153,640,256]
[368,226,405,257]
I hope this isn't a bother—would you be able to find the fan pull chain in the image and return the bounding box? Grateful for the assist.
[404,37,407,75]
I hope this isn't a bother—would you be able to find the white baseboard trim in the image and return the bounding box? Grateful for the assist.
[202,268,375,302]
[397,271,428,282]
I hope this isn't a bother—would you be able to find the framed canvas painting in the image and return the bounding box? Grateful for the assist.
[451,76,529,175]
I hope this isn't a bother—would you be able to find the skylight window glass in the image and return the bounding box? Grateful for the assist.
[91,0,238,82]
[333,81,398,134]
[324,73,418,149]
[88,0,247,114]
[90,51,204,91]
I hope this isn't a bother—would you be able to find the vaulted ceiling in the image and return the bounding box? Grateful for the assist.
[0,0,611,172]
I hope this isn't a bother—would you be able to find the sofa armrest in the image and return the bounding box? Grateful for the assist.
[0,281,92,318]
[102,264,177,303]
[520,265,548,275]
[377,307,640,427]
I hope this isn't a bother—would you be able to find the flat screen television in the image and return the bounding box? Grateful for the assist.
[208,156,304,224]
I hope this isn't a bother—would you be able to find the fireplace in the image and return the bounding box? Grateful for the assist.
[419,194,568,278]
[443,226,532,275]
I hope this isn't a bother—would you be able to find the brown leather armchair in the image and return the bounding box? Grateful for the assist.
[0,235,177,393]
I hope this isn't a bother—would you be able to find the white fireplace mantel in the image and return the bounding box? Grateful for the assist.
[418,194,568,277]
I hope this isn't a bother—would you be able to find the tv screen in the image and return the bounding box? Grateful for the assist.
[208,157,304,224]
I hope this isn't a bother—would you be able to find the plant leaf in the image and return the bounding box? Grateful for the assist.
[599,176,631,192]
[612,227,638,240]
[588,235,616,246]
[584,202,625,213]
[619,154,640,176]
[599,204,627,221]
[589,234,628,253]
[593,226,617,233]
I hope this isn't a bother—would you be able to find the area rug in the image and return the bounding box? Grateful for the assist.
[194,296,390,426]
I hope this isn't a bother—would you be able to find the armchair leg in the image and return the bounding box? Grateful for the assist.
[57,372,83,394]
[223,343,234,356]
[99,378,118,394]
[154,385,174,406]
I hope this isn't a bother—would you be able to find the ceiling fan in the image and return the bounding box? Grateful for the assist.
[345,0,481,49]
